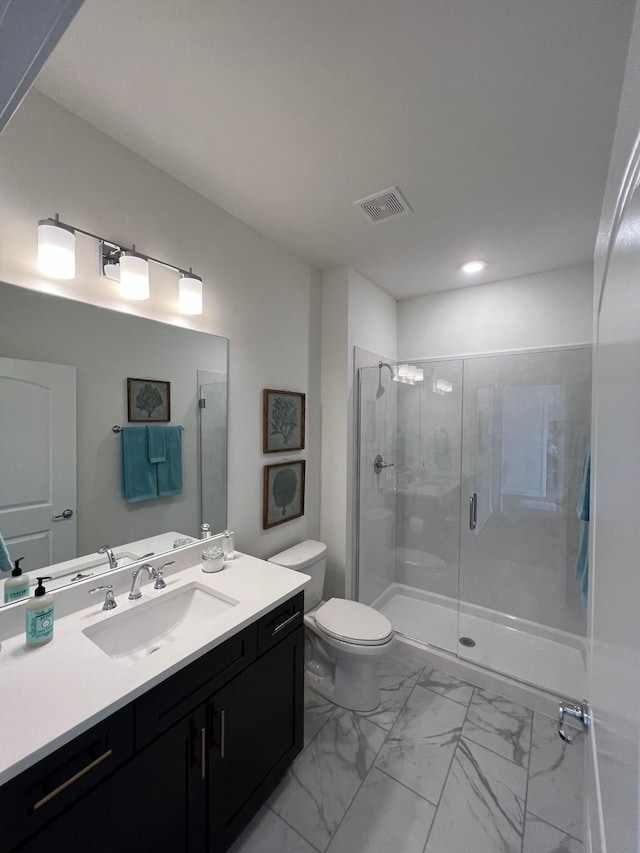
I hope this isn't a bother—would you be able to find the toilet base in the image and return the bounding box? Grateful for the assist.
[304,656,381,712]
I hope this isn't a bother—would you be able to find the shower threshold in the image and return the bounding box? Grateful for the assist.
[372,582,586,700]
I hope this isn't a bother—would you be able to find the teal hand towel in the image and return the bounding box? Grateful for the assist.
[157,427,183,497]
[147,424,167,463]
[121,427,158,502]
[0,531,12,573]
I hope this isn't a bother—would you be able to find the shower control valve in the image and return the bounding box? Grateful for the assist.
[374,454,395,475]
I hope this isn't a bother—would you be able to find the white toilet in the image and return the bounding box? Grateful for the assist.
[269,540,394,712]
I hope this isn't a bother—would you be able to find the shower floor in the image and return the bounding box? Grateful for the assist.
[373,583,586,699]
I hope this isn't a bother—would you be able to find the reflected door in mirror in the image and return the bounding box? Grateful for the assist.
[0,357,77,571]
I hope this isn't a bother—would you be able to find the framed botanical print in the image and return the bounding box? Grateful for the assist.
[127,378,171,422]
[263,388,305,453]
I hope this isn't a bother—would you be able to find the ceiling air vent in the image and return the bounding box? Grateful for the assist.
[355,186,412,223]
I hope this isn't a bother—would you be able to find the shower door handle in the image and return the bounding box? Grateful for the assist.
[469,493,477,530]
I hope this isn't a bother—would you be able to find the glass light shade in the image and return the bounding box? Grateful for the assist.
[397,364,409,378]
[414,368,424,382]
[37,219,75,279]
[178,272,203,315]
[119,251,149,300]
[407,366,419,381]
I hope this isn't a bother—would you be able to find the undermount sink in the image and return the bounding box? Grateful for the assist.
[83,582,238,664]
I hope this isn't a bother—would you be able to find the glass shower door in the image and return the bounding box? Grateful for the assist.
[357,359,463,655]
[457,348,592,694]
[393,360,463,652]
[356,364,397,607]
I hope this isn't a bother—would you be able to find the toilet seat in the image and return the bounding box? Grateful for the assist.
[313,598,394,646]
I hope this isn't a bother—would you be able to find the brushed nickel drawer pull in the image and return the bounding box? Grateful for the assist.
[200,727,206,780]
[271,611,300,636]
[33,749,113,811]
[220,709,226,759]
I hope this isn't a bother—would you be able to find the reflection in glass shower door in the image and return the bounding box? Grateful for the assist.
[457,348,592,696]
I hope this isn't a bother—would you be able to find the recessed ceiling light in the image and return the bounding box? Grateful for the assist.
[460,259,487,275]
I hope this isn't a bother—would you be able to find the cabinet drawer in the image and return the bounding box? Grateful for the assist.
[256,592,304,656]
[135,622,257,748]
[1,705,134,851]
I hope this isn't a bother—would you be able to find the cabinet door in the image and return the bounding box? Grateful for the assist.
[208,626,304,852]
[16,706,207,853]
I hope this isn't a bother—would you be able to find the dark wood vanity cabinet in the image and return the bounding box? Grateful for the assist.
[2,593,304,853]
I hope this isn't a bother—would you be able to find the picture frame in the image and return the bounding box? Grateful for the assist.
[263,460,306,529]
[263,388,305,453]
[127,377,171,423]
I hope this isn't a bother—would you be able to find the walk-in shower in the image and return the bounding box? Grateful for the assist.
[356,347,591,698]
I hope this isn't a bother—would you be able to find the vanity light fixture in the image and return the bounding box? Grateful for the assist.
[37,214,76,279]
[178,269,203,315]
[37,214,205,314]
[460,259,487,275]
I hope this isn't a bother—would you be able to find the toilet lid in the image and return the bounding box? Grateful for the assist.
[314,599,393,646]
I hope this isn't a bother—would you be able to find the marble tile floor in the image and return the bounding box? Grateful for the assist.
[229,653,585,853]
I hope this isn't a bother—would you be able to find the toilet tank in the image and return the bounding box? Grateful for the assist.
[268,540,327,611]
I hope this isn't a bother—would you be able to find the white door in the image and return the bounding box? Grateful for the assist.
[587,154,640,851]
[0,357,77,572]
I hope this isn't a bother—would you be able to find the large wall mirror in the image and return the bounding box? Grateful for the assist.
[0,281,228,604]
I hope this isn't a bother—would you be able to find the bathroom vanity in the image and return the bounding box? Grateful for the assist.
[0,550,307,852]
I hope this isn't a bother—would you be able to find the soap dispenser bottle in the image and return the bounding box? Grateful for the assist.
[4,557,29,603]
[26,577,54,647]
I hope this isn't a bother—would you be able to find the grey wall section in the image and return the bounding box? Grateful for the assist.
[0,280,227,554]
[397,264,593,360]
[0,90,322,559]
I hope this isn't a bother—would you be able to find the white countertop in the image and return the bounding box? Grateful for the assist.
[0,551,309,786]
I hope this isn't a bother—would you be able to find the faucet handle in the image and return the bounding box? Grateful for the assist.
[89,584,117,610]
[153,561,174,589]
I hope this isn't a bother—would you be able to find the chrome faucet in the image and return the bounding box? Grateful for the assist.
[129,564,155,600]
[97,545,118,570]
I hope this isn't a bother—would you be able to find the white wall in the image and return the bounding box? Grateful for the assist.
[0,90,322,560]
[398,264,593,360]
[320,266,397,598]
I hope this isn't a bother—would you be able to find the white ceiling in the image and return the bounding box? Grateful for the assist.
[35,0,634,299]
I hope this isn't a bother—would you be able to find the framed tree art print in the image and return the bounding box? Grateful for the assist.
[263,389,305,453]
[127,378,171,422]
[263,460,305,529]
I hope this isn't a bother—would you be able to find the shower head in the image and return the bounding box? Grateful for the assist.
[377,361,393,397]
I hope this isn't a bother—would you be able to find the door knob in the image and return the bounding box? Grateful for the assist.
[51,509,73,521]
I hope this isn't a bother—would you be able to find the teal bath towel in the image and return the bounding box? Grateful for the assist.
[0,531,12,573]
[157,426,183,497]
[576,444,590,608]
[121,427,158,502]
